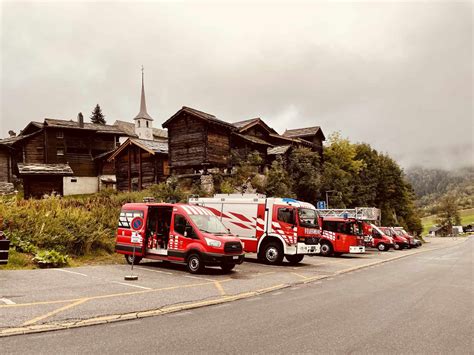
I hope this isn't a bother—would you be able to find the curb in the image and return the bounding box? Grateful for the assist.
[0,239,467,337]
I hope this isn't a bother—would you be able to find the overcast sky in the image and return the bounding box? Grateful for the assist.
[1,1,472,170]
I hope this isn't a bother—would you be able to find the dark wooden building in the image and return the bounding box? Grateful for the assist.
[17,163,74,198]
[283,126,326,157]
[162,106,236,174]
[108,138,169,192]
[0,144,13,184]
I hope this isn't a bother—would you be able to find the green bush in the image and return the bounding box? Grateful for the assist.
[33,250,69,268]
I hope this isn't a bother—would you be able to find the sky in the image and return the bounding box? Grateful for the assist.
[1,1,472,170]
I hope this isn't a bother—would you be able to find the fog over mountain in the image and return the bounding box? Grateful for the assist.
[1,1,472,169]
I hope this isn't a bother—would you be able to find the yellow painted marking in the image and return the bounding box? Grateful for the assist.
[291,272,309,280]
[23,299,88,326]
[214,281,226,296]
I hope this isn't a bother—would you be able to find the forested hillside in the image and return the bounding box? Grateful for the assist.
[405,166,474,216]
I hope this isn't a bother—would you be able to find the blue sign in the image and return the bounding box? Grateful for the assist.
[317,201,326,209]
[131,217,144,231]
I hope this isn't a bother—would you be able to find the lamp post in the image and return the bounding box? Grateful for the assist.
[325,190,338,209]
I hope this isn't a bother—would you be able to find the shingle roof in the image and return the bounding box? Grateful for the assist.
[162,106,236,130]
[17,163,74,176]
[0,131,42,146]
[44,118,127,135]
[268,145,291,155]
[283,126,325,140]
[232,118,278,134]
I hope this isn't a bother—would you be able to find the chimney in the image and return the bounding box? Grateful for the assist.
[78,112,84,128]
[8,130,16,137]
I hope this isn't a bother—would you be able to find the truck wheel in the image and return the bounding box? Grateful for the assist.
[377,243,387,252]
[262,242,284,265]
[125,254,142,265]
[285,254,304,265]
[320,242,333,257]
[187,253,205,274]
[394,243,400,250]
[221,263,235,273]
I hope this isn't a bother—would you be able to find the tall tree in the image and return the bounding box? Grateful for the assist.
[288,147,321,203]
[90,104,106,125]
[265,157,293,197]
[436,194,461,235]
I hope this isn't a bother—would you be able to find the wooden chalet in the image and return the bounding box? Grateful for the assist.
[283,126,325,157]
[108,138,169,192]
[162,106,236,174]
[18,163,74,198]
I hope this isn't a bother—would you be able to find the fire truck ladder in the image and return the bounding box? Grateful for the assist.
[317,207,381,223]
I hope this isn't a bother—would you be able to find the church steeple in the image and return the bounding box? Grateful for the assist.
[134,66,154,121]
[133,66,154,140]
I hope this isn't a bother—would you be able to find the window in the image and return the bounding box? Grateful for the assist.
[56,130,64,139]
[146,121,149,128]
[57,148,65,156]
[277,208,295,225]
[137,121,141,128]
[174,214,187,236]
[118,210,144,228]
[71,178,77,183]
[298,208,318,228]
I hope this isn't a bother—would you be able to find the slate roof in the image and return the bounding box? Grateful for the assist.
[162,106,236,130]
[233,133,272,146]
[17,163,74,176]
[0,131,42,147]
[268,145,291,155]
[44,118,127,135]
[283,126,325,140]
[114,120,167,140]
[108,138,168,161]
[232,118,278,135]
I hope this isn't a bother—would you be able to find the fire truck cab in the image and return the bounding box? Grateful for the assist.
[189,194,320,265]
[115,202,245,274]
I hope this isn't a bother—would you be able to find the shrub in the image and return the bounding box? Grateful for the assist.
[33,250,69,268]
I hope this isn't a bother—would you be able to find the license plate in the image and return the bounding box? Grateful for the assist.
[233,256,238,260]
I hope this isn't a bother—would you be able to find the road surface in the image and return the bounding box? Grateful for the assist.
[1,238,472,353]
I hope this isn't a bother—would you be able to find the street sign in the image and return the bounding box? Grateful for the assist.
[130,216,144,231]
[317,201,326,209]
[131,231,142,244]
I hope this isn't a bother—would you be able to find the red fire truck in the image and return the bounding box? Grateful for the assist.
[189,194,320,265]
[115,202,245,274]
[316,208,380,256]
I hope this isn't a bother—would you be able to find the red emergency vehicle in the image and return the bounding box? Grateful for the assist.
[115,202,245,274]
[393,227,418,248]
[380,227,409,250]
[316,208,381,256]
[189,194,320,265]
[368,224,395,251]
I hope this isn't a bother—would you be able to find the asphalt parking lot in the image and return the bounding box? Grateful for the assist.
[0,237,468,336]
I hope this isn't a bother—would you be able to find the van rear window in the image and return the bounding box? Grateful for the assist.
[118,210,144,228]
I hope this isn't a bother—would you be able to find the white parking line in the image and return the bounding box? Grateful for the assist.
[184,275,215,282]
[52,269,88,277]
[112,281,152,290]
[135,266,173,275]
[0,298,16,305]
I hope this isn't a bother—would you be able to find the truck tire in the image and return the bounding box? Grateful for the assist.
[320,241,334,257]
[261,242,284,265]
[187,253,205,274]
[221,263,235,273]
[125,254,142,265]
[285,254,304,265]
[377,243,387,252]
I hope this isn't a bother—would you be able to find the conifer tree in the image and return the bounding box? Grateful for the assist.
[90,104,106,125]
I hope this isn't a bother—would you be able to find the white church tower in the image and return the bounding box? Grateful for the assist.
[134,66,154,140]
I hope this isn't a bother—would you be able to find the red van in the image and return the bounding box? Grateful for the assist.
[115,202,245,274]
[380,227,409,250]
[368,224,395,251]
[319,217,366,256]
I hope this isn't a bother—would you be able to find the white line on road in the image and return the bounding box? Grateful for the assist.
[135,266,173,275]
[184,275,215,282]
[52,269,88,277]
[0,298,16,305]
[112,281,152,290]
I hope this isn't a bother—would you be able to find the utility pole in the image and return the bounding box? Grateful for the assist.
[325,190,338,209]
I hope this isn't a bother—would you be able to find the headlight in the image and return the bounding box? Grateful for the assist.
[205,238,222,247]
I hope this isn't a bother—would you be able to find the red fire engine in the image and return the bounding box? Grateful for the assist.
[316,208,380,256]
[115,202,245,274]
[189,194,320,265]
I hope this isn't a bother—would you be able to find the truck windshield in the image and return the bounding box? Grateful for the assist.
[189,214,229,235]
[298,208,319,228]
